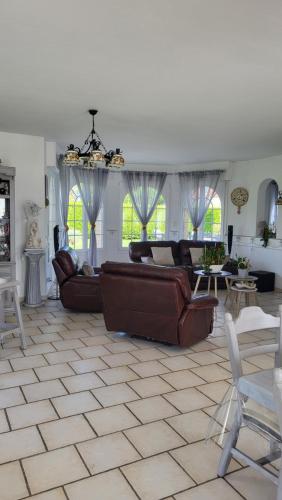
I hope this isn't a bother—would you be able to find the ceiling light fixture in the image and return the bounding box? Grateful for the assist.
[63,109,125,168]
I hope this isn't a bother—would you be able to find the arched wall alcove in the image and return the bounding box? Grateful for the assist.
[256,178,278,236]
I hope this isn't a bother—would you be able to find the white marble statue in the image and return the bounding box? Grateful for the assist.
[26,220,42,249]
[24,201,43,249]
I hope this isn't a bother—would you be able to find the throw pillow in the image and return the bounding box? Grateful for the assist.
[82,262,95,276]
[189,247,203,265]
[151,247,175,266]
[141,256,155,265]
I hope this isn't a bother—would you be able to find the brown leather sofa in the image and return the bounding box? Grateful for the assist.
[100,261,218,347]
[52,250,103,312]
[129,239,236,289]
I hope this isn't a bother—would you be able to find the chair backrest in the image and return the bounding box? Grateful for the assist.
[100,261,191,343]
[52,250,77,285]
[225,306,282,384]
[274,368,282,433]
[101,260,191,300]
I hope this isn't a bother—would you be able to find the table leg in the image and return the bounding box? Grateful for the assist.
[207,276,211,294]
[214,277,218,298]
[13,287,26,350]
[224,278,232,305]
[236,291,241,316]
[0,291,5,325]
[193,275,201,296]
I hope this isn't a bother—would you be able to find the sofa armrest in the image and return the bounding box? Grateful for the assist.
[188,294,218,310]
[67,275,100,286]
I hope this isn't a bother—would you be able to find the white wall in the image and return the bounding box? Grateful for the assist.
[0,131,48,298]
[224,156,282,288]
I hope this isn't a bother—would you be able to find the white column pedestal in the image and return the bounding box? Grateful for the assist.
[24,249,45,307]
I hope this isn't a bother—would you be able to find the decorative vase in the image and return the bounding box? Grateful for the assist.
[210,264,223,273]
[238,268,248,278]
[228,225,233,255]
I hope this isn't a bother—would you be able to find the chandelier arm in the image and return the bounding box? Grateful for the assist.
[94,129,108,154]
[83,143,93,154]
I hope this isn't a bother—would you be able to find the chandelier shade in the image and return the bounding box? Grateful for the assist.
[276,190,282,206]
[63,110,125,169]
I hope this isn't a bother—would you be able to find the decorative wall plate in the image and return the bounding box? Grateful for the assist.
[231,187,249,214]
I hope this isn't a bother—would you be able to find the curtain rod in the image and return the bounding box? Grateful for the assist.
[56,166,225,177]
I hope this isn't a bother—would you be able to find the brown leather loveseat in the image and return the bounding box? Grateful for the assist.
[100,262,218,347]
[129,239,236,289]
[52,250,103,312]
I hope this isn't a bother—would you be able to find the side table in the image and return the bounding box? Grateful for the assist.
[230,286,259,316]
[225,275,258,305]
[193,270,232,299]
[24,249,45,307]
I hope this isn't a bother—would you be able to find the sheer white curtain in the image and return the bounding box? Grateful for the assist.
[122,171,167,241]
[73,167,108,266]
[47,166,61,255]
[180,170,222,240]
[58,154,71,248]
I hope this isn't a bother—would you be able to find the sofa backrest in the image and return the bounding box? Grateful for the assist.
[179,240,222,265]
[129,240,181,265]
[129,239,224,267]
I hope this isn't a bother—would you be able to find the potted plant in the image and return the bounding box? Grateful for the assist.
[261,224,276,248]
[235,256,250,278]
[200,243,226,273]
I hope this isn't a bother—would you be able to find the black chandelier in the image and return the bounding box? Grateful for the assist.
[63,109,125,168]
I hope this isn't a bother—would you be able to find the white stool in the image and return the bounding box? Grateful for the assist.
[0,280,26,350]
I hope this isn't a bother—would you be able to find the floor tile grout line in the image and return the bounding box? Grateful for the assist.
[119,466,143,500]
[0,298,280,498]
[19,458,32,498]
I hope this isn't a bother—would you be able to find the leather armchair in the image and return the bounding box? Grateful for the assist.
[100,262,218,347]
[52,250,103,312]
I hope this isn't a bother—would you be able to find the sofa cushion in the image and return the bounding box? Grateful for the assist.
[151,246,175,266]
[82,262,95,276]
[189,247,203,265]
[129,241,180,264]
[141,256,155,265]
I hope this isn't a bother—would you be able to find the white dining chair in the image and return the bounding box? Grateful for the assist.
[218,305,282,499]
[0,280,26,350]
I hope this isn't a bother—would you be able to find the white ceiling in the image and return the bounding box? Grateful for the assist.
[1,0,282,165]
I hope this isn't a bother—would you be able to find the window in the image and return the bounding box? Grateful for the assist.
[122,193,166,247]
[67,185,103,250]
[183,191,222,241]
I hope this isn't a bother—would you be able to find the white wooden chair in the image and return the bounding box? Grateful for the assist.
[218,305,282,499]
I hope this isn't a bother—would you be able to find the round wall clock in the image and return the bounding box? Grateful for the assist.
[231,187,249,214]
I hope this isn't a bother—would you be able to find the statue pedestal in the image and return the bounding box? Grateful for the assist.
[24,249,45,307]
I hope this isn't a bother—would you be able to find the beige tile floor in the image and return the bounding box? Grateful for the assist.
[0,289,281,499]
